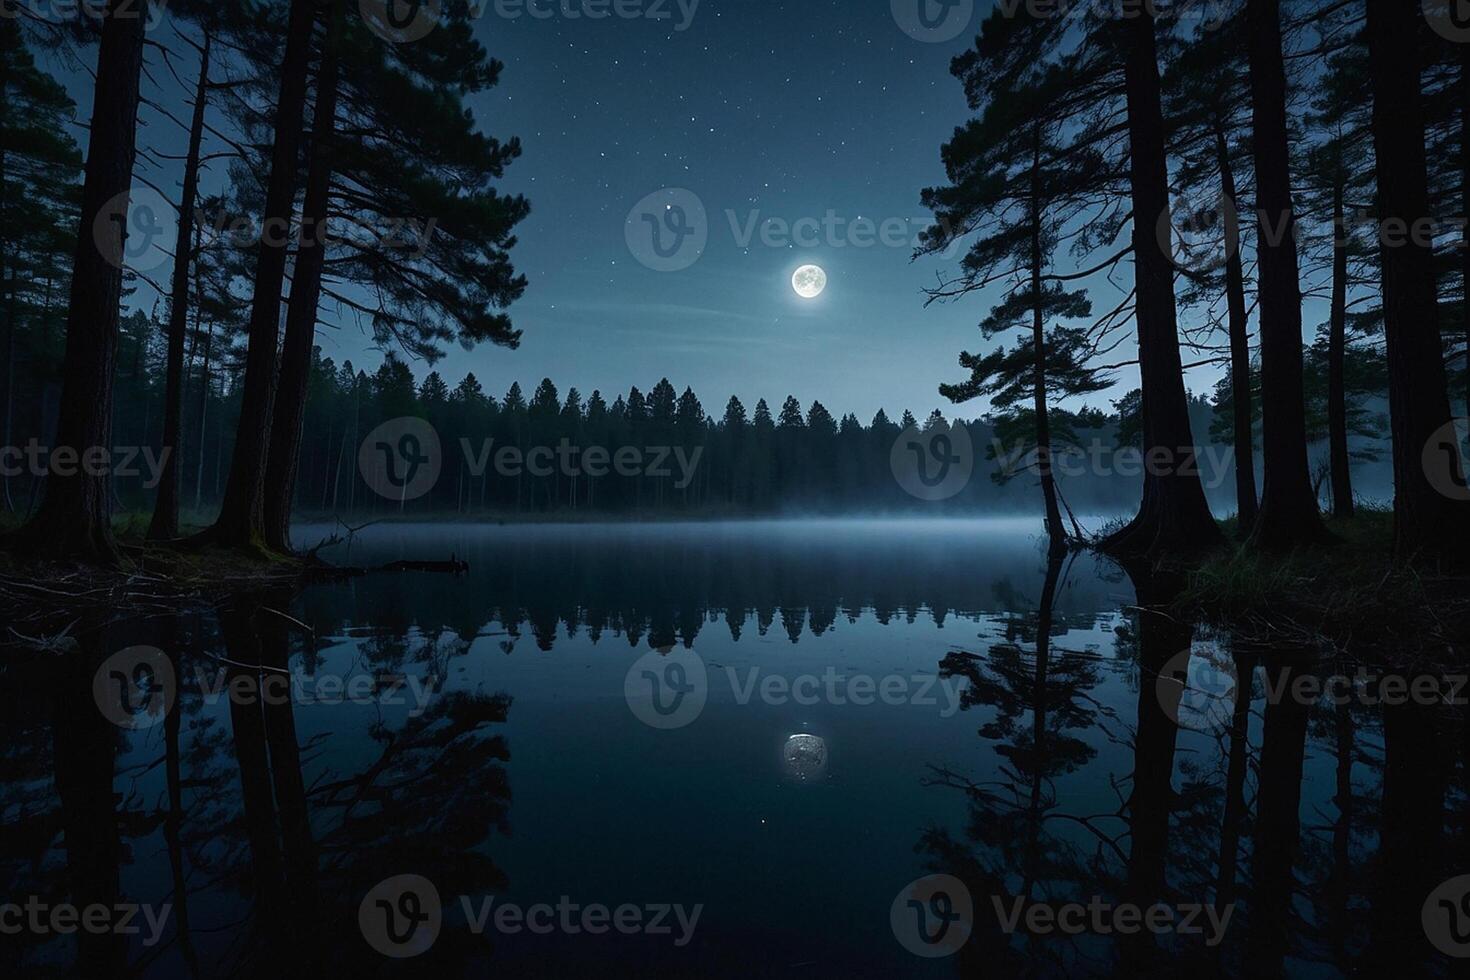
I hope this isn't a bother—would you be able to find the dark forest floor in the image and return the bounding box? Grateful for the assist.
[1172,506,1470,665]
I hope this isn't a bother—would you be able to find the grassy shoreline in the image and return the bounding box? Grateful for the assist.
[1167,507,1467,663]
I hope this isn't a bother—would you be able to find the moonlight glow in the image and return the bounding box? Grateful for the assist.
[792,265,827,299]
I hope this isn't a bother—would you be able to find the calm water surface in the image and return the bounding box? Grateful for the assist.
[1,519,1465,977]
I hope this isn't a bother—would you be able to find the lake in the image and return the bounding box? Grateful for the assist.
[1,519,1465,976]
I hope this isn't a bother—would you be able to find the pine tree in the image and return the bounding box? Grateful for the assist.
[1162,15,1260,533]
[1244,0,1328,548]
[6,0,148,561]
[924,33,1110,548]
[0,18,82,515]
[1365,0,1470,566]
[202,0,318,552]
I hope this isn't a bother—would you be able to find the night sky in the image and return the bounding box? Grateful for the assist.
[60,0,1191,423]
[447,0,989,423]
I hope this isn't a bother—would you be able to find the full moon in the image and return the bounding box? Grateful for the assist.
[792,264,827,299]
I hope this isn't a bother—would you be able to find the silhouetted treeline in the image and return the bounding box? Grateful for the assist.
[1,300,1396,521]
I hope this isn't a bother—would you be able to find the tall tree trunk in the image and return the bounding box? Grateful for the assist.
[193,321,212,513]
[1030,126,1067,555]
[6,0,145,562]
[1102,10,1222,558]
[1328,697,1353,970]
[2,281,14,512]
[204,0,317,552]
[1245,652,1310,974]
[1328,178,1355,518]
[149,31,212,541]
[1245,0,1326,549]
[1366,0,1470,567]
[1463,44,1469,421]
[264,0,344,554]
[162,629,201,978]
[1214,648,1256,915]
[1365,700,1450,970]
[257,599,320,965]
[1,46,12,513]
[1120,569,1189,974]
[53,641,126,974]
[1215,121,1259,534]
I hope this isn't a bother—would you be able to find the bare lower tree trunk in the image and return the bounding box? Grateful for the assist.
[193,322,212,513]
[1102,10,1222,558]
[2,283,15,512]
[1029,126,1067,555]
[149,31,211,541]
[1328,180,1354,519]
[8,0,145,562]
[1245,653,1310,973]
[1366,0,1470,567]
[263,0,344,554]
[1246,0,1327,549]
[1463,44,1469,421]
[204,0,316,552]
[1215,121,1258,534]
[54,641,126,974]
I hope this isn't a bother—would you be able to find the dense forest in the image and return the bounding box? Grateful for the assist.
[0,304,1390,519]
[0,0,1467,566]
